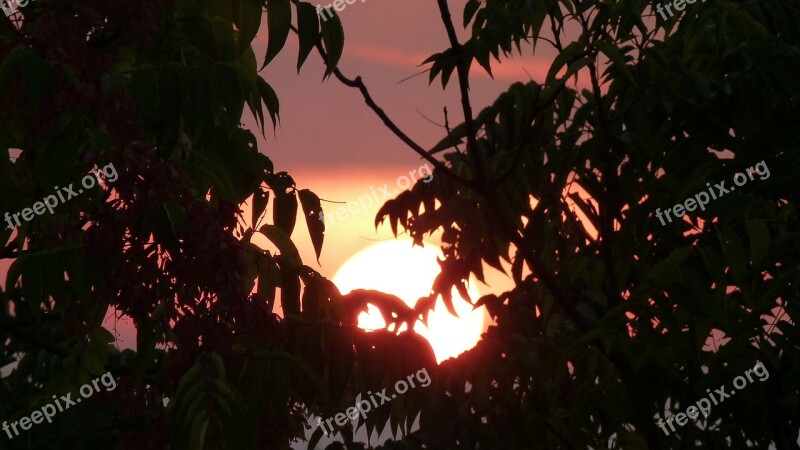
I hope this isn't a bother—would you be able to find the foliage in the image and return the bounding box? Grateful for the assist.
[0,1,435,449]
[3,0,800,448]
[376,0,800,448]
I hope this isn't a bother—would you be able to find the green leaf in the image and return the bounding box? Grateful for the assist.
[320,11,344,78]
[718,228,747,283]
[263,0,292,68]
[237,0,263,53]
[745,220,770,266]
[0,47,23,97]
[297,189,325,262]
[19,48,53,107]
[157,69,184,156]
[211,16,238,62]
[296,2,320,72]
[215,65,244,123]
[187,415,210,450]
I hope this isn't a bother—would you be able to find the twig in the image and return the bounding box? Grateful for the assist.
[435,0,483,185]
[289,23,476,191]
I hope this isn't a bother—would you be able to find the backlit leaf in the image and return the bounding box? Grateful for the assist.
[298,188,325,261]
[263,0,292,67]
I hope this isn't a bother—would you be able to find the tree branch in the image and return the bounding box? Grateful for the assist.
[434,0,483,185]
[289,23,477,191]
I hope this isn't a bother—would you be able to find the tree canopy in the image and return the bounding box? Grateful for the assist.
[1,0,799,449]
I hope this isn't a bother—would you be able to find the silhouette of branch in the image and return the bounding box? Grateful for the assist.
[289,22,477,191]
[435,0,483,185]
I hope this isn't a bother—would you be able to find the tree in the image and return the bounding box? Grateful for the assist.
[2,0,800,449]
[370,0,800,448]
[0,1,436,449]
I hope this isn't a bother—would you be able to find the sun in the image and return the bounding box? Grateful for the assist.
[332,239,486,363]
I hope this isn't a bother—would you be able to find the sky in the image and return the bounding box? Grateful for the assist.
[247,0,554,277]
[247,5,546,443]
[251,0,554,170]
[1,1,547,439]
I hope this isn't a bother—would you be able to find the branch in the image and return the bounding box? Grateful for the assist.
[289,23,476,191]
[435,0,483,185]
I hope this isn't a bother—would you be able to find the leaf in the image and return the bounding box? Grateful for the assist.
[320,11,344,78]
[237,0,263,53]
[718,228,747,283]
[187,414,209,450]
[273,189,298,236]
[257,76,280,128]
[256,252,279,310]
[258,224,302,266]
[252,189,269,226]
[463,0,480,27]
[545,38,586,86]
[211,16,238,62]
[215,64,244,124]
[297,189,325,262]
[307,426,328,449]
[263,0,292,68]
[327,326,354,403]
[296,2,320,72]
[19,48,53,108]
[344,289,414,330]
[593,39,634,83]
[301,281,321,320]
[745,220,770,267]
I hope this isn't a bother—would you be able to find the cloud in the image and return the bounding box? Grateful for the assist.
[344,42,590,87]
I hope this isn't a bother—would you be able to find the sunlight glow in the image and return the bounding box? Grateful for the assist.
[332,240,486,363]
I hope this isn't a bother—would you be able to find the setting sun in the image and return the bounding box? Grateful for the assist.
[332,239,486,363]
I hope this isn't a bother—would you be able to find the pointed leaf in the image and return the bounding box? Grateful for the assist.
[745,219,770,266]
[237,0,263,53]
[259,224,302,266]
[296,2,320,72]
[252,189,269,226]
[298,189,325,261]
[320,11,344,78]
[263,0,292,67]
[273,189,298,236]
[257,76,280,128]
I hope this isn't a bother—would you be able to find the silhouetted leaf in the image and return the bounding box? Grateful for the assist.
[296,2,320,71]
[263,0,292,67]
[298,188,325,262]
[321,11,344,78]
[273,190,298,236]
